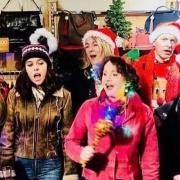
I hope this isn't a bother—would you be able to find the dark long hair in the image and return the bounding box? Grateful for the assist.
[100,56,140,92]
[15,67,62,101]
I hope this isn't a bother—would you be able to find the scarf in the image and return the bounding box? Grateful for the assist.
[32,86,45,108]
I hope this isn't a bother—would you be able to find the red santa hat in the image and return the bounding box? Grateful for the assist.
[175,43,180,54]
[82,27,120,56]
[149,21,180,43]
[175,43,180,64]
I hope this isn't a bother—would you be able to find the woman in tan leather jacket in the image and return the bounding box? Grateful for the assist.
[0,28,78,180]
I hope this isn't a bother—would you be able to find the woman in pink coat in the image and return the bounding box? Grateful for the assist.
[65,56,159,180]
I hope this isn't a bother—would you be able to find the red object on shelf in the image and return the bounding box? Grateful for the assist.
[59,45,83,51]
[128,28,153,50]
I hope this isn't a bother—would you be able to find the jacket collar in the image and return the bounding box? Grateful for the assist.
[53,87,64,98]
[15,87,65,98]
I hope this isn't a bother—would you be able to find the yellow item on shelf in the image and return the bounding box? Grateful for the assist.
[0,38,9,53]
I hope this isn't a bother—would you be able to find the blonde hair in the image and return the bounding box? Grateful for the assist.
[81,36,114,69]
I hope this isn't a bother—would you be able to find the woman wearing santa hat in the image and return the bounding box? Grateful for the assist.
[67,27,120,116]
[0,28,78,180]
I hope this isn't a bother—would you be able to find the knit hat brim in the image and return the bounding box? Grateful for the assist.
[22,44,51,66]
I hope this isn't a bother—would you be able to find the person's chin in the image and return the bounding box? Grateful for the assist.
[33,81,43,86]
[107,93,116,99]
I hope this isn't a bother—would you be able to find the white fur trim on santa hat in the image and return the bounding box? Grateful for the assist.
[82,30,115,50]
[30,28,58,54]
[149,25,180,43]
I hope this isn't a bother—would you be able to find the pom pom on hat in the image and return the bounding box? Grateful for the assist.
[22,28,58,66]
[30,28,58,54]
[149,22,180,43]
[82,27,120,56]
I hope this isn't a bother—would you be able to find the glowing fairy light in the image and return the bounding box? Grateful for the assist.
[116,82,135,103]
[89,68,99,80]
[127,88,135,96]
[105,106,118,121]
[87,64,103,81]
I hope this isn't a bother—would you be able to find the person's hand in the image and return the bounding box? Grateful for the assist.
[80,145,95,161]
[0,167,15,180]
[173,174,180,180]
[63,174,79,180]
[0,177,15,180]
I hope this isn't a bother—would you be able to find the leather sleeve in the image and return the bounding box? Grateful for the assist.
[61,88,79,175]
[0,89,16,176]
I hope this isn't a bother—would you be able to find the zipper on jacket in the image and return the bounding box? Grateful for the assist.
[32,104,40,178]
[32,104,40,159]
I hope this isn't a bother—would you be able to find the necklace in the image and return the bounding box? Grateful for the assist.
[104,101,132,138]
[104,97,128,128]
